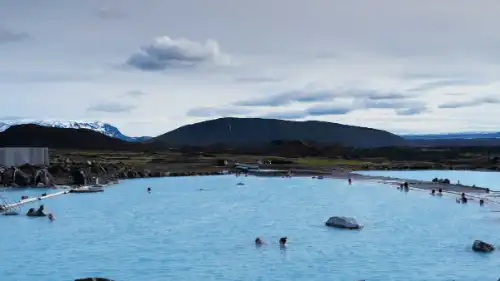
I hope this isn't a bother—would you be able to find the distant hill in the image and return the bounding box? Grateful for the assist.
[0,124,155,150]
[0,120,151,142]
[408,138,500,147]
[152,117,407,148]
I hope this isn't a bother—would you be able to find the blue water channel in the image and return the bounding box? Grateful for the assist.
[1,174,499,280]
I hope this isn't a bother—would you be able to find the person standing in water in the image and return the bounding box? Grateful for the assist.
[348,178,352,185]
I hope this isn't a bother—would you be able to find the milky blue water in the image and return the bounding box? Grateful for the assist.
[1,176,500,281]
[358,170,500,191]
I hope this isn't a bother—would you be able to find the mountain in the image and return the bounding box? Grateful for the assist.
[403,132,500,140]
[152,117,407,148]
[0,120,151,142]
[0,124,157,150]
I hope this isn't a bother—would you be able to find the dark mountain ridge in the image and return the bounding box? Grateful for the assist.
[152,117,407,148]
[0,124,157,150]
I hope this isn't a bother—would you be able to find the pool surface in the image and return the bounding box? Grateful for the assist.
[358,170,500,191]
[1,176,499,280]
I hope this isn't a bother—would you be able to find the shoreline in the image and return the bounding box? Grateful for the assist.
[2,168,499,209]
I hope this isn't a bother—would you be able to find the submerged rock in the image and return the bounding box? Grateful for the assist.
[325,216,362,229]
[472,240,495,253]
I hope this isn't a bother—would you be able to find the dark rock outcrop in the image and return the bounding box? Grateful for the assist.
[472,240,495,253]
[325,216,363,229]
[71,169,86,185]
[13,168,31,186]
[75,277,114,281]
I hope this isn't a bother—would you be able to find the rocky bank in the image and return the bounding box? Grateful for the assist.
[0,161,224,188]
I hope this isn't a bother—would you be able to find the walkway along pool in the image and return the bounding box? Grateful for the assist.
[1,175,499,281]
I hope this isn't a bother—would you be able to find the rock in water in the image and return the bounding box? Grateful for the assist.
[472,240,495,253]
[325,216,362,229]
[75,278,114,281]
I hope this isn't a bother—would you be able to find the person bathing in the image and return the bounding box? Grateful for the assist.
[279,237,287,247]
[255,237,265,246]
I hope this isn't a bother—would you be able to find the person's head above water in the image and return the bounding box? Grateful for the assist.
[255,237,264,245]
[438,188,442,193]
[279,237,287,245]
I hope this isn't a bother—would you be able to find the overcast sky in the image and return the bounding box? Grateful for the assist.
[1,0,500,136]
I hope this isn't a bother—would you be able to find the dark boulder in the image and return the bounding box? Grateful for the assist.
[13,168,30,186]
[75,277,114,281]
[35,169,54,186]
[48,163,70,177]
[127,170,138,178]
[18,163,38,179]
[472,240,495,253]
[1,168,14,185]
[90,163,107,174]
[71,169,86,185]
[325,216,363,229]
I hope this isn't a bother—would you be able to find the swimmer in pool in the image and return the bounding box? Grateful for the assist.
[430,189,435,196]
[147,187,151,193]
[279,237,287,247]
[460,193,468,204]
[255,237,265,246]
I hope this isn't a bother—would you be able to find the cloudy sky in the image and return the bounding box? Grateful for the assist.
[1,0,500,136]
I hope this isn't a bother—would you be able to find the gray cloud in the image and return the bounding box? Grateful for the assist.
[233,88,415,108]
[234,90,335,107]
[357,98,416,109]
[231,87,428,116]
[125,36,231,71]
[306,105,354,116]
[97,7,127,19]
[260,105,355,120]
[438,97,500,109]
[408,79,484,92]
[233,76,282,83]
[395,106,429,116]
[365,92,407,100]
[356,97,428,116]
[87,102,136,113]
[260,111,308,120]
[0,27,29,44]
[186,106,252,117]
[121,90,147,98]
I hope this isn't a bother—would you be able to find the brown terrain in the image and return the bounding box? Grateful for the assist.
[1,120,499,188]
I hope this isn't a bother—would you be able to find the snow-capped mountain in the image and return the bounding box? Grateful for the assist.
[0,120,151,142]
